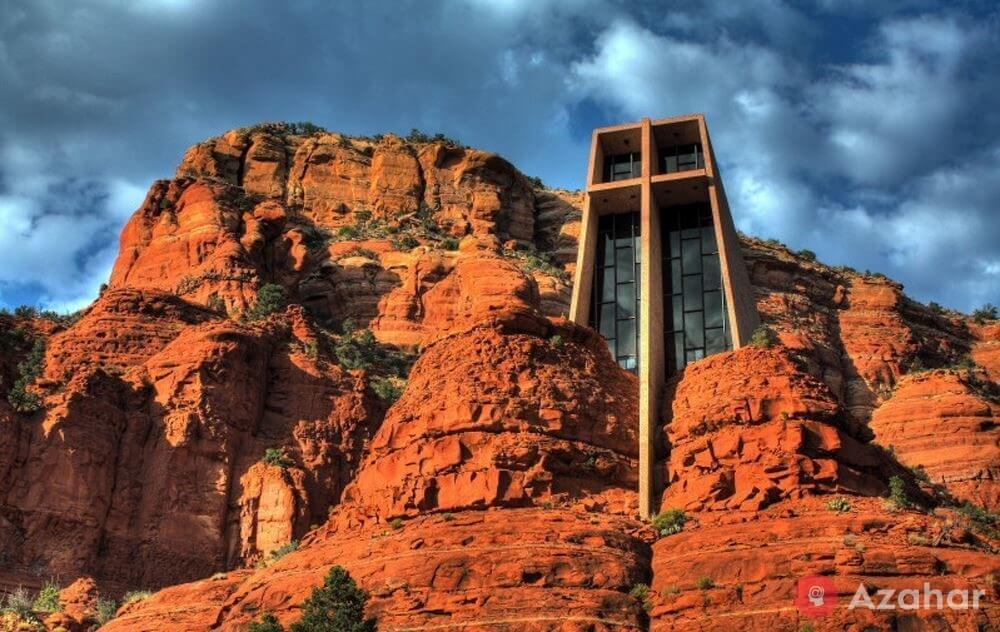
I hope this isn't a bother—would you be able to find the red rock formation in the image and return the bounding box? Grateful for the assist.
[104,309,651,631]
[650,346,999,631]
[871,369,1000,510]
[110,127,574,342]
[2,128,998,632]
[658,347,888,513]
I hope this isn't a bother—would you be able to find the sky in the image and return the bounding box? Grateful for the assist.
[0,0,998,313]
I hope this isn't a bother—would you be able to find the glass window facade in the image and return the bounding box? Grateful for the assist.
[591,211,641,372]
[659,143,704,174]
[603,152,642,182]
[662,203,730,373]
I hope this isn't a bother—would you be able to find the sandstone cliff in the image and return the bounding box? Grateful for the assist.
[0,123,997,631]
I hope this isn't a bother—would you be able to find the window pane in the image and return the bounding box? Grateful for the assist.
[602,232,615,263]
[617,320,636,355]
[606,337,616,356]
[682,239,701,273]
[686,348,705,363]
[600,303,615,338]
[601,268,615,302]
[671,295,684,331]
[669,231,680,257]
[617,282,635,318]
[706,328,725,354]
[616,247,634,282]
[664,155,678,173]
[701,226,717,253]
[704,291,723,328]
[684,311,704,348]
[703,255,721,290]
[683,275,702,310]
[674,333,685,369]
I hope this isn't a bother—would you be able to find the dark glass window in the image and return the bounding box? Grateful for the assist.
[658,143,705,174]
[603,152,642,182]
[591,211,640,372]
[661,203,731,373]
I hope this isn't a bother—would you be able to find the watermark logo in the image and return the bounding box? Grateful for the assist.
[796,576,837,617]
[796,576,988,617]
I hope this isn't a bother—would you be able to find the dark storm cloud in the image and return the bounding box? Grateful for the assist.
[0,0,997,311]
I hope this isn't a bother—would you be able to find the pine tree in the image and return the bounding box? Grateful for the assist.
[289,566,376,632]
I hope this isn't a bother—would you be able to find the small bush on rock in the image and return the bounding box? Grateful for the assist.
[972,303,998,324]
[652,509,688,536]
[250,613,285,632]
[827,497,852,513]
[95,597,118,625]
[629,583,652,612]
[749,325,779,349]
[263,447,294,469]
[246,284,286,321]
[32,580,60,613]
[122,590,153,605]
[886,475,910,510]
[8,337,46,413]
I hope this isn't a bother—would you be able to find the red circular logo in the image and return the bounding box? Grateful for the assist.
[796,575,838,617]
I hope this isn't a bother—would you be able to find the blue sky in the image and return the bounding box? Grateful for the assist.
[1,0,998,313]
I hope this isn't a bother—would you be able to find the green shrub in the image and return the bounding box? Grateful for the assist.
[697,576,715,590]
[748,325,779,349]
[336,225,361,241]
[827,497,852,513]
[529,176,546,189]
[440,237,460,251]
[629,583,652,612]
[548,334,564,348]
[337,247,379,261]
[14,306,38,319]
[3,586,34,619]
[246,284,286,321]
[95,597,118,625]
[263,447,294,469]
[652,509,688,536]
[289,565,376,632]
[122,590,153,605]
[389,518,404,530]
[8,337,46,413]
[259,541,300,568]
[797,249,816,261]
[972,303,998,324]
[911,465,930,483]
[887,475,910,509]
[335,329,381,371]
[32,580,61,613]
[390,234,419,251]
[371,377,405,404]
[249,612,285,632]
[928,301,946,315]
[301,226,333,253]
[956,502,999,538]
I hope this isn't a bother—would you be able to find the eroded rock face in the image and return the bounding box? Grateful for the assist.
[648,497,1000,631]
[105,509,651,632]
[342,312,640,521]
[871,369,1000,510]
[659,347,888,513]
[110,128,574,343]
[0,306,379,589]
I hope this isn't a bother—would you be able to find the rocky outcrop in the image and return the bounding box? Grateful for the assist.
[109,127,574,344]
[0,306,380,589]
[104,308,652,631]
[650,346,999,631]
[871,369,1000,510]
[342,312,639,521]
[658,347,890,513]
